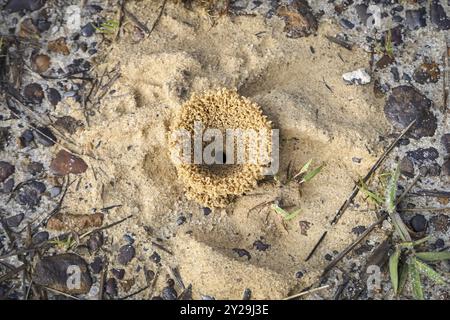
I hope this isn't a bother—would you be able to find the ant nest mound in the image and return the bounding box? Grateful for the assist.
[169,89,274,208]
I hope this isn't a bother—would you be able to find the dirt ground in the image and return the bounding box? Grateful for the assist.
[1,0,449,300]
[58,1,389,299]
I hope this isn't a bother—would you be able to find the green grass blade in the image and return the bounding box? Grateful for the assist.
[398,262,409,295]
[411,236,431,247]
[284,209,301,221]
[358,183,384,204]
[391,212,410,242]
[300,164,324,183]
[272,205,300,221]
[292,159,312,180]
[416,251,450,262]
[415,259,447,285]
[272,204,288,216]
[299,159,312,175]
[385,163,400,214]
[389,248,400,295]
[410,258,424,300]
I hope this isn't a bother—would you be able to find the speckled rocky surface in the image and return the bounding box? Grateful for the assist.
[0,0,449,300]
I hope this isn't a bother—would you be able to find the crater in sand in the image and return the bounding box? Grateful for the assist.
[60,2,388,299]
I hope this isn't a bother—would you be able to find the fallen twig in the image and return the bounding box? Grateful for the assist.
[38,285,81,300]
[283,285,330,300]
[0,264,25,283]
[123,7,150,34]
[152,241,173,255]
[325,35,353,50]
[149,0,167,35]
[80,215,133,240]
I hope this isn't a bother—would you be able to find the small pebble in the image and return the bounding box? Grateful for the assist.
[47,88,62,106]
[33,253,92,295]
[90,256,103,274]
[6,213,24,228]
[413,62,440,84]
[441,134,450,153]
[384,86,437,139]
[17,181,46,208]
[112,268,125,280]
[48,186,62,198]
[23,83,44,104]
[87,231,103,253]
[118,244,135,265]
[405,8,427,30]
[342,68,371,85]
[123,234,135,244]
[340,18,354,29]
[442,160,450,176]
[202,207,211,216]
[50,150,88,175]
[31,54,50,73]
[32,231,49,245]
[150,251,161,263]
[434,238,445,249]
[176,215,186,225]
[27,161,43,176]
[232,248,251,260]
[19,130,34,148]
[406,147,439,164]
[430,0,450,30]
[410,214,427,233]
[80,23,95,37]
[161,286,177,300]
[2,178,14,193]
[0,161,15,182]
[351,225,366,236]
[253,240,270,251]
[399,156,414,178]
[105,278,118,296]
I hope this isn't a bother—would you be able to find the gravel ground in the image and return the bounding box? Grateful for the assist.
[0,0,449,300]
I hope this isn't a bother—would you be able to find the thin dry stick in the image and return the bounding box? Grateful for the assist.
[149,0,167,35]
[98,258,108,300]
[120,285,151,300]
[283,285,330,300]
[148,269,160,298]
[80,215,133,239]
[0,264,25,283]
[3,105,85,157]
[152,241,173,255]
[123,7,151,34]
[443,37,449,115]
[395,174,420,205]
[305,120,416,261]
[39,285,81,300]
[398,207,450,212]
[115,0,126,41]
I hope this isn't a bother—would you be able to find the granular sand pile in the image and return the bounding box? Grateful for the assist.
[170,88,273,207]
